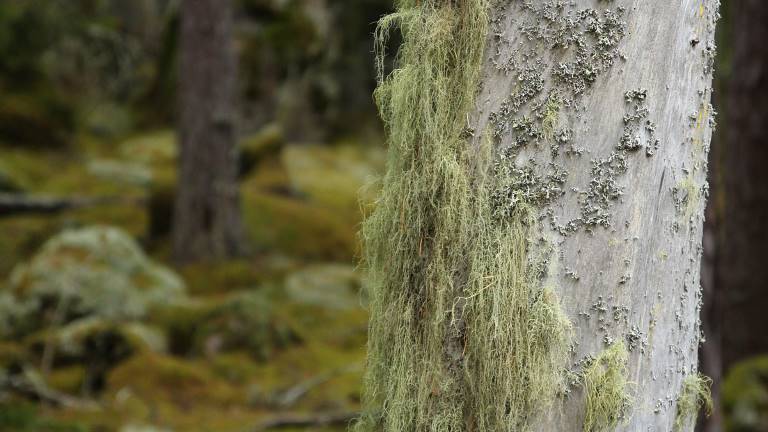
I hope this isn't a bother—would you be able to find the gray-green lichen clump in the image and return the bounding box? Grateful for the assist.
[355,0,573,430]
[582,342,633,432]
[673,373,713,431]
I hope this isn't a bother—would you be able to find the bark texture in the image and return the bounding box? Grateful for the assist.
[718,0,768,370]
[173,0,244,262]
[474,1,719,430]
[359,0,719,431]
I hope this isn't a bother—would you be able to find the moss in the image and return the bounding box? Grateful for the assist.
[48,365,87,394]
[722,355,768,431]
[151,291,299,361]
[356,1,572,430]
[239,123,284,176]
[673,373,712,431]
[106,353,242,409]
[0,401,88,432]
[0,341,27,367]
[582,342,633,432]
[242,188,357,261]
[178,259,266,296]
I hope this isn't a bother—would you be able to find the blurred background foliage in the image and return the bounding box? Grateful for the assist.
[0,0,765,431]
[0,0,388,430]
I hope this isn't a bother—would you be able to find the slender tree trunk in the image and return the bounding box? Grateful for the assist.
[358,1,719,431]
[173,0,244,263]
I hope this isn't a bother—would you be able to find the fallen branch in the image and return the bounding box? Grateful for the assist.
[1,366,99,410]
[252,411,357,431]
[0,193,142,217]
[272,364,361,408]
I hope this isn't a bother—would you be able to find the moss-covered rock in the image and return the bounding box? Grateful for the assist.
[281,142,383,217]
[285,263,361,310]
[0,164,24,192]
[242,186,357,261]
[151,291,298,361]
[6,226,186,336]
[106,353,242,409]
[27,317,167,360]
[119,130,177,166]
[47,365,87,395]
[86,159,153,187]
[241,142,384,261]
[723,356,768,432]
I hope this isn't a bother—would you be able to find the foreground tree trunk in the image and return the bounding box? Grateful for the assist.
[358,1,719,431]
[173,0,244,263]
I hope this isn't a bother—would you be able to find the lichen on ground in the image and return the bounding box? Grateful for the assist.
[582,342,633,432]
[356,0,572,430]
[673,372,712,431]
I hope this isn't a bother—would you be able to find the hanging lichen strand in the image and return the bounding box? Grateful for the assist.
[356,0,572,431]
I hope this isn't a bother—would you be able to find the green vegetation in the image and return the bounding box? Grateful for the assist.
[356,1,572,430]
[582,342,633,432]
[674,373,713,431]
[722,355,768,432]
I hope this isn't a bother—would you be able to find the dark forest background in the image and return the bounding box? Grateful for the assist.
[0,1,765,431]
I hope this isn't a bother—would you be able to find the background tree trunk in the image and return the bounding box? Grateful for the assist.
[717,0,768,371]
[700,1,768,430]
[173,0,244,263]
[358,1,719,431]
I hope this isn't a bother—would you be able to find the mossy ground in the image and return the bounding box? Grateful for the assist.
[0,125,376,431]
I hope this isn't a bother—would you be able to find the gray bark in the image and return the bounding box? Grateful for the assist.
[173,0,245,262]
[469,1,718,430]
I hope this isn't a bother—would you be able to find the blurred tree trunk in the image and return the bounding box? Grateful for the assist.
[718,0,768,371]
[173,0,244,263]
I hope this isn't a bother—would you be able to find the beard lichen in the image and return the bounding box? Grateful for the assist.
[355,0,573,431]
[672,373,713,431]
[581,342,633,432]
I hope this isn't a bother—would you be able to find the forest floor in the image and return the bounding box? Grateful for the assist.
[0,127,384,432]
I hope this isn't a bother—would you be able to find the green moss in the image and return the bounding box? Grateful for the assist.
[0,401,88,432]
[356,1,572,430]
[48,365,86,394]
[106,353,242,409]
[582,342,633,432]
[239,123,284,176]
[151,291,299,361]
[722,355,768,431]
[673,373,712,431]
[242,189,357,261]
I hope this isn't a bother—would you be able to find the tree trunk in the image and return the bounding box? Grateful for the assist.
[173,0,244,263]
[358,1,719,431]
[717,0,768,370]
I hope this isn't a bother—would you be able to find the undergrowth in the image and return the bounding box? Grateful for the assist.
[582,342,633,432]
[673,373,713,431]
[356,0,572,430]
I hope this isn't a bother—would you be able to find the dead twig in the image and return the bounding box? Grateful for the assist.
[252,411,358,431]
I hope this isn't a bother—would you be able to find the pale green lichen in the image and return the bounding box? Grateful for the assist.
[355,0,572,431]
[673,373,713,431]
[582,342,633,432]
